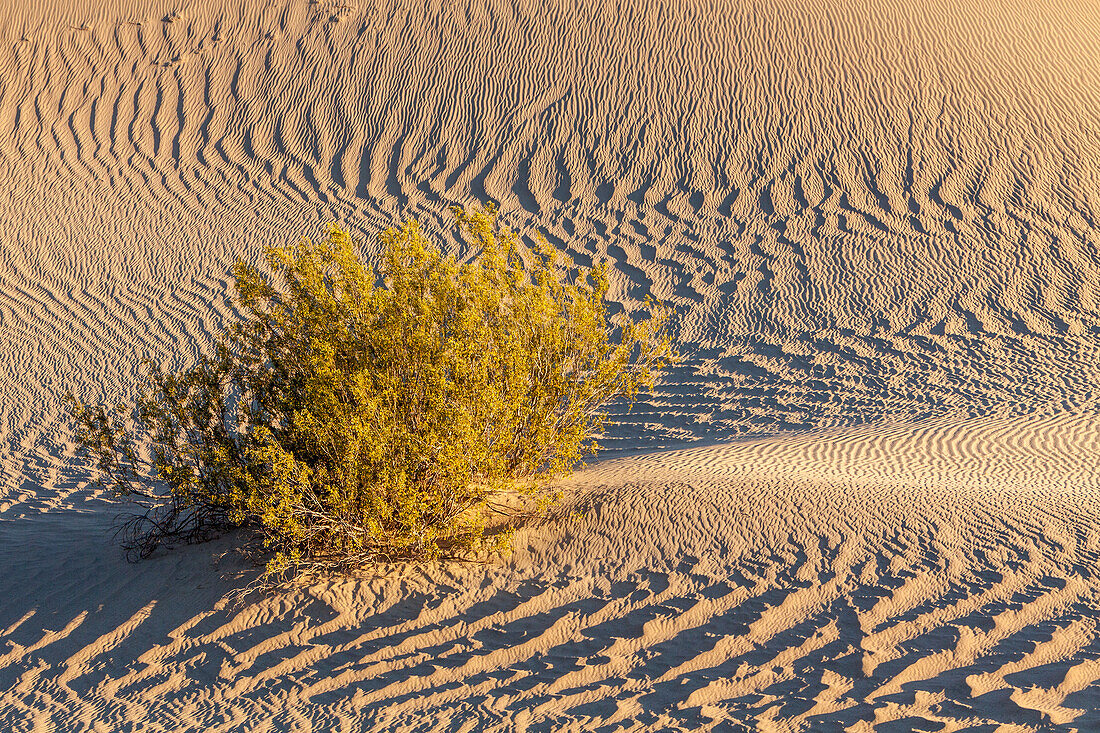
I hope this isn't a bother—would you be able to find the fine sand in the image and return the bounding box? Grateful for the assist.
[4,0,1100,730]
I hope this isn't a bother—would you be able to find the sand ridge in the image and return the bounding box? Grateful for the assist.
[4,413,1100,730]
[3,0,1100,729]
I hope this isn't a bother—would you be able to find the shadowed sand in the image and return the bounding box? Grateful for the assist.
[3,0,1100,729]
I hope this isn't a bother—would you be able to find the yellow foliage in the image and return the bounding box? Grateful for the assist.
[68,205,676,580]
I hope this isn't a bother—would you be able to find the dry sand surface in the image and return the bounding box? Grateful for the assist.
[4,0,1100,729]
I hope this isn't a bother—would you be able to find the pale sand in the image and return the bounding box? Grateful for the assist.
[3,0,1100,729]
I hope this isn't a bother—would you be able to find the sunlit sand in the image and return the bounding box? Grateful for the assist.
[3,0,1100,729]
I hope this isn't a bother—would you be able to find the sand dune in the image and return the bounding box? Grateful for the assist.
[5,414,1100,730]
[3,0,1100,729]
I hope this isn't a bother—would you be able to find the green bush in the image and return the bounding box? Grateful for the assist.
[69,205,675,580]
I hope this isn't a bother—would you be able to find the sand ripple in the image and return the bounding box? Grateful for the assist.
[2,0,1100,728]
[3,414,1100,730]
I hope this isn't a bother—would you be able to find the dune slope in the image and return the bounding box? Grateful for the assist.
[2,0,1100,729]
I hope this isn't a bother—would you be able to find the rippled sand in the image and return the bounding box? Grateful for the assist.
[3,0,1100,729]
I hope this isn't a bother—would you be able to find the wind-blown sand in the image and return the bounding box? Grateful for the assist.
[4,0,1100,729]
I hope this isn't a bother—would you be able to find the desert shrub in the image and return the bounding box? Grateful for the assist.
[68,205,675,580]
